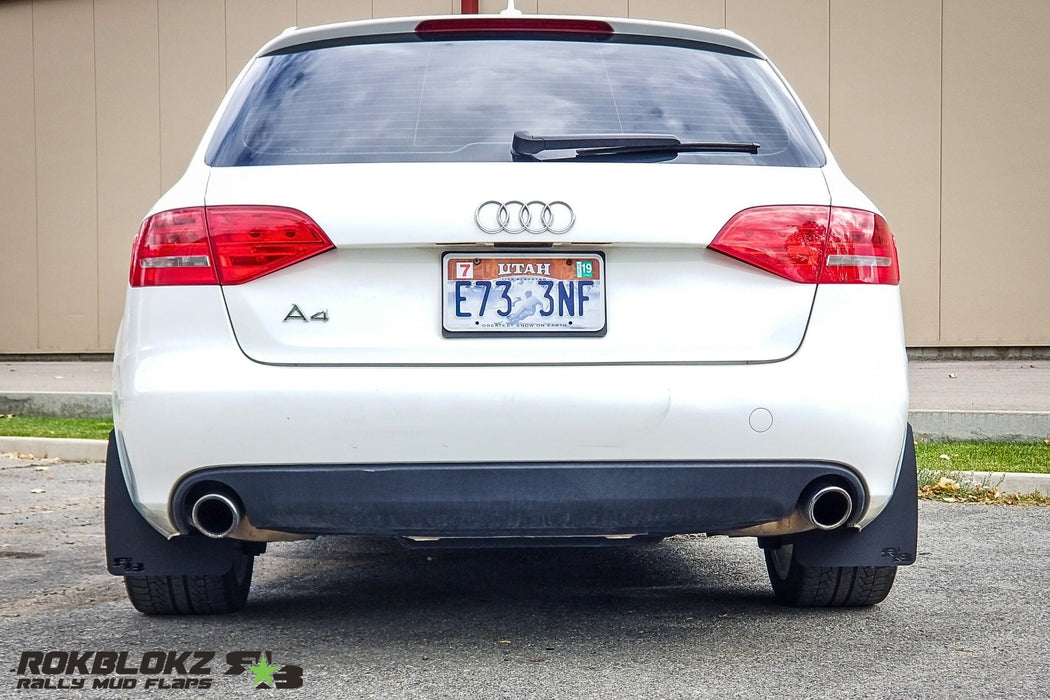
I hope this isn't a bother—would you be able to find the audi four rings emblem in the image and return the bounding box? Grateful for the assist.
[474,200,575,234]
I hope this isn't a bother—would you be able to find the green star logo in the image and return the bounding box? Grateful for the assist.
[248,655,281,687]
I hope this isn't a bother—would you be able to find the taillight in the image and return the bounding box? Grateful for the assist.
[130,208,217,287]
[708,206,899,285]
[130,206,334,287]
[822,208,900,284]
[414,18,614,34]
[708,206,828,284]
[206,206,334,285]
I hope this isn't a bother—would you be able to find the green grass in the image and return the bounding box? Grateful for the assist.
[915,440,1050,475]
[0,415,113,441]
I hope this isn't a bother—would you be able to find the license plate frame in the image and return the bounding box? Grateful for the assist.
[442,252,607,337]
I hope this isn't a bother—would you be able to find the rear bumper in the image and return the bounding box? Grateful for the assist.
[171,461,867,537]
[113,285,909,538]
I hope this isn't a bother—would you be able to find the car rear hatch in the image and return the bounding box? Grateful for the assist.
[197,16,837,366]
[206,163,829,365]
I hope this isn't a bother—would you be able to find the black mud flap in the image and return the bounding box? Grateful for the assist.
[104,432,261,577]
[786,425,918,568]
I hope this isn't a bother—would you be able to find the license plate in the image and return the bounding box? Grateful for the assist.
[442,253,606,335]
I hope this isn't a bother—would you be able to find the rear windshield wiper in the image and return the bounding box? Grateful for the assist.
[511,131,759,158]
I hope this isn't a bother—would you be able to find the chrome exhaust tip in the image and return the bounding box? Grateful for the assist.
[190,493,242,539]
[803,484,853,531]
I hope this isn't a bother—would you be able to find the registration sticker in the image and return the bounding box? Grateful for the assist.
[442,252,606,335]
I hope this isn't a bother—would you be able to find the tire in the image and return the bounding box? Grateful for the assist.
[123,552,254,615]
[764,543,897,607]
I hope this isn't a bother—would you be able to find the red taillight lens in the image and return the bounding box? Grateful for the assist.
[708,206,899,285]
[130,208,217,287]
[821,208,899,284]
[205,206,334,285]
[708,206,830,284]
[130,206,334,287]
[415,18,613,34]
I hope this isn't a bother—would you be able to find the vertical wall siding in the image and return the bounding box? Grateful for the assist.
[0,1,39,352]
[94,0,161,350]
[939,0,1050,345]
[0,0,1047,353]
[32,0,98,351]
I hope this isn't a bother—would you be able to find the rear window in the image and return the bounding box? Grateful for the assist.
[207,34,825,167]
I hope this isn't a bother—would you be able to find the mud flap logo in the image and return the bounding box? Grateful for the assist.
[111,556,144,573]
[881,547,915,563]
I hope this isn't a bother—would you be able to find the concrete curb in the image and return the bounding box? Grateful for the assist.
[910,410,1050,441]
[0,392,110,419]
[0,437,108,462]
[946,470,1050,497]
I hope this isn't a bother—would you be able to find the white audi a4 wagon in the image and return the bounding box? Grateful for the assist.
[106,10,916,614]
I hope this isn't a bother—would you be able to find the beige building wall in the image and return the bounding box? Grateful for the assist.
[1,0,1047,353]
